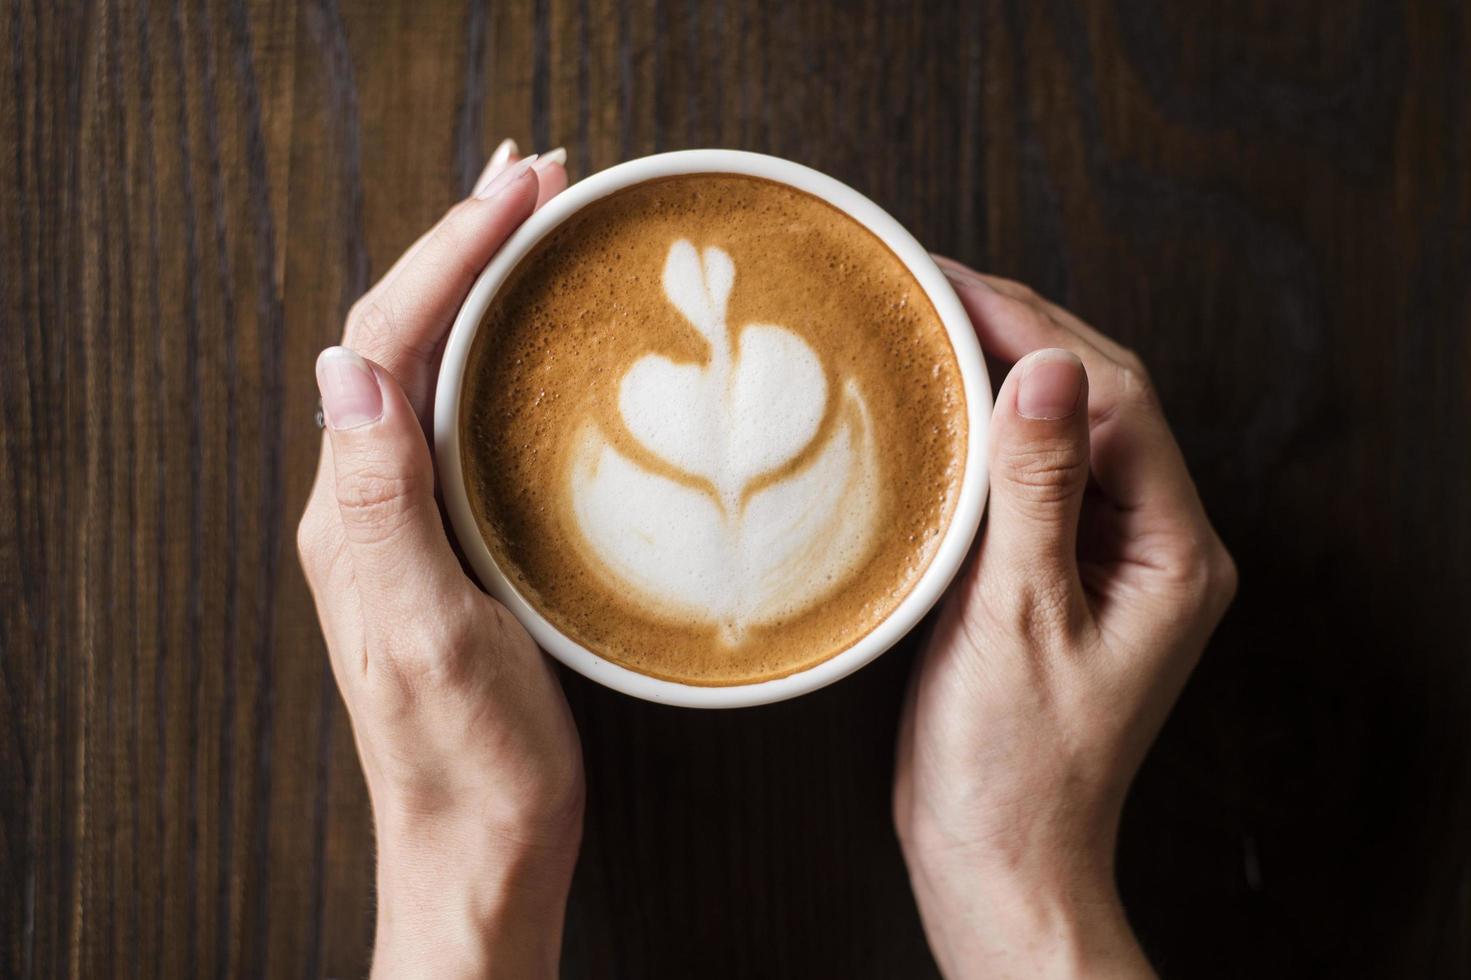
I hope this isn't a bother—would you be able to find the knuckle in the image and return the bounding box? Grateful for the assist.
[1149,530,1237,610]
[430,597,495,668]
[1209,541,1240,606]
[1013,587,1081,646]
[345,289,437,367]
[1178,536,1216,587]
[996,441,1089,505]
[334,464,420,539]
[1117,357,1158,407]
[345,292,395,349]
[379,592,500,686]
[381,633,464,692]
[295,513,321,576]
[1116,345,1148,375]
[976,573,1083,651]
[1164,534,1214,585]
[529,753,586,826]
[294,507,336,581]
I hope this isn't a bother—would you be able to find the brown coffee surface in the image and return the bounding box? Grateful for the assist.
[460,174,967,685]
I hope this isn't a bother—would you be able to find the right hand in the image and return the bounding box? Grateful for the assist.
[894,259,1237,978]
[297,142,580,980]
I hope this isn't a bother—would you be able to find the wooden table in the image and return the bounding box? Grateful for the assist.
[4,1,1468,976]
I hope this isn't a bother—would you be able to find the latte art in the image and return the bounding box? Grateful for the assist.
[460,174,966,686]
[569,240,879,641]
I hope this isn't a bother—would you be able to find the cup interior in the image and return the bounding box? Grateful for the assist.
[433,150,991,708]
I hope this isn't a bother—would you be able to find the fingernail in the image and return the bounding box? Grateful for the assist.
[489,137,518,170]
[472,138,521,196]
[475,153,538,200]
[1016,348,1084,420]
[533,146,567,169]
[316,347,382,430]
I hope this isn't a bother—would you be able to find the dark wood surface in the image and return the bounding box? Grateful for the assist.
[4,1,1469,976]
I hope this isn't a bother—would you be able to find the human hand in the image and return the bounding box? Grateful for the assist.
[893,259,1237,978]
[296,142,580,980]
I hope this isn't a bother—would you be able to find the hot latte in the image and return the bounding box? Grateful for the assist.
[460,174,967,685]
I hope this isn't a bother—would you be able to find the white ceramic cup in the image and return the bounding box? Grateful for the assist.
[434,150,991,708]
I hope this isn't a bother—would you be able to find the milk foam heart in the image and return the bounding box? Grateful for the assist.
[570,240,879,640]
[618,242,828,510]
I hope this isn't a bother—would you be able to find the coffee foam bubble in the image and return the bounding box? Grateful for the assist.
[460,174,967,685]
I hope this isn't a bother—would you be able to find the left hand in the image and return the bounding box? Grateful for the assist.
[296,143,580,980]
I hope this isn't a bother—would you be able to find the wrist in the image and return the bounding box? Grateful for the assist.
[371,804,580,980]
[902,831,1151,979]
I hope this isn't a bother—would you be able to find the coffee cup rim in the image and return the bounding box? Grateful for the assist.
[434,149,991,708]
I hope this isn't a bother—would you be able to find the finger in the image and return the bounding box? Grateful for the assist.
[942,266,1200,517]
[939,261,1123,400]
[531,148,569,208]
[471,137,521,196]
[375,142,569,304]
[473,142,568,210]
[343,155,541,416]
[315,345,466,631]
[991,278,1129,362]
[372,139,525,308]
[942,263,1223,596]
[934,255,1136,365]
[980,348,1093,634]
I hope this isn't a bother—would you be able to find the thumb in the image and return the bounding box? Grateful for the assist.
[315,346,464,615]
[982,348,1091,618]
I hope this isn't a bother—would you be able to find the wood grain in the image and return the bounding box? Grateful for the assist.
[2,0,1468,976]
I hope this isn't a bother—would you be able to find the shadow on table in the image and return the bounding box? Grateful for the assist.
[1122,536,1469,979]
[558,621,937,979]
